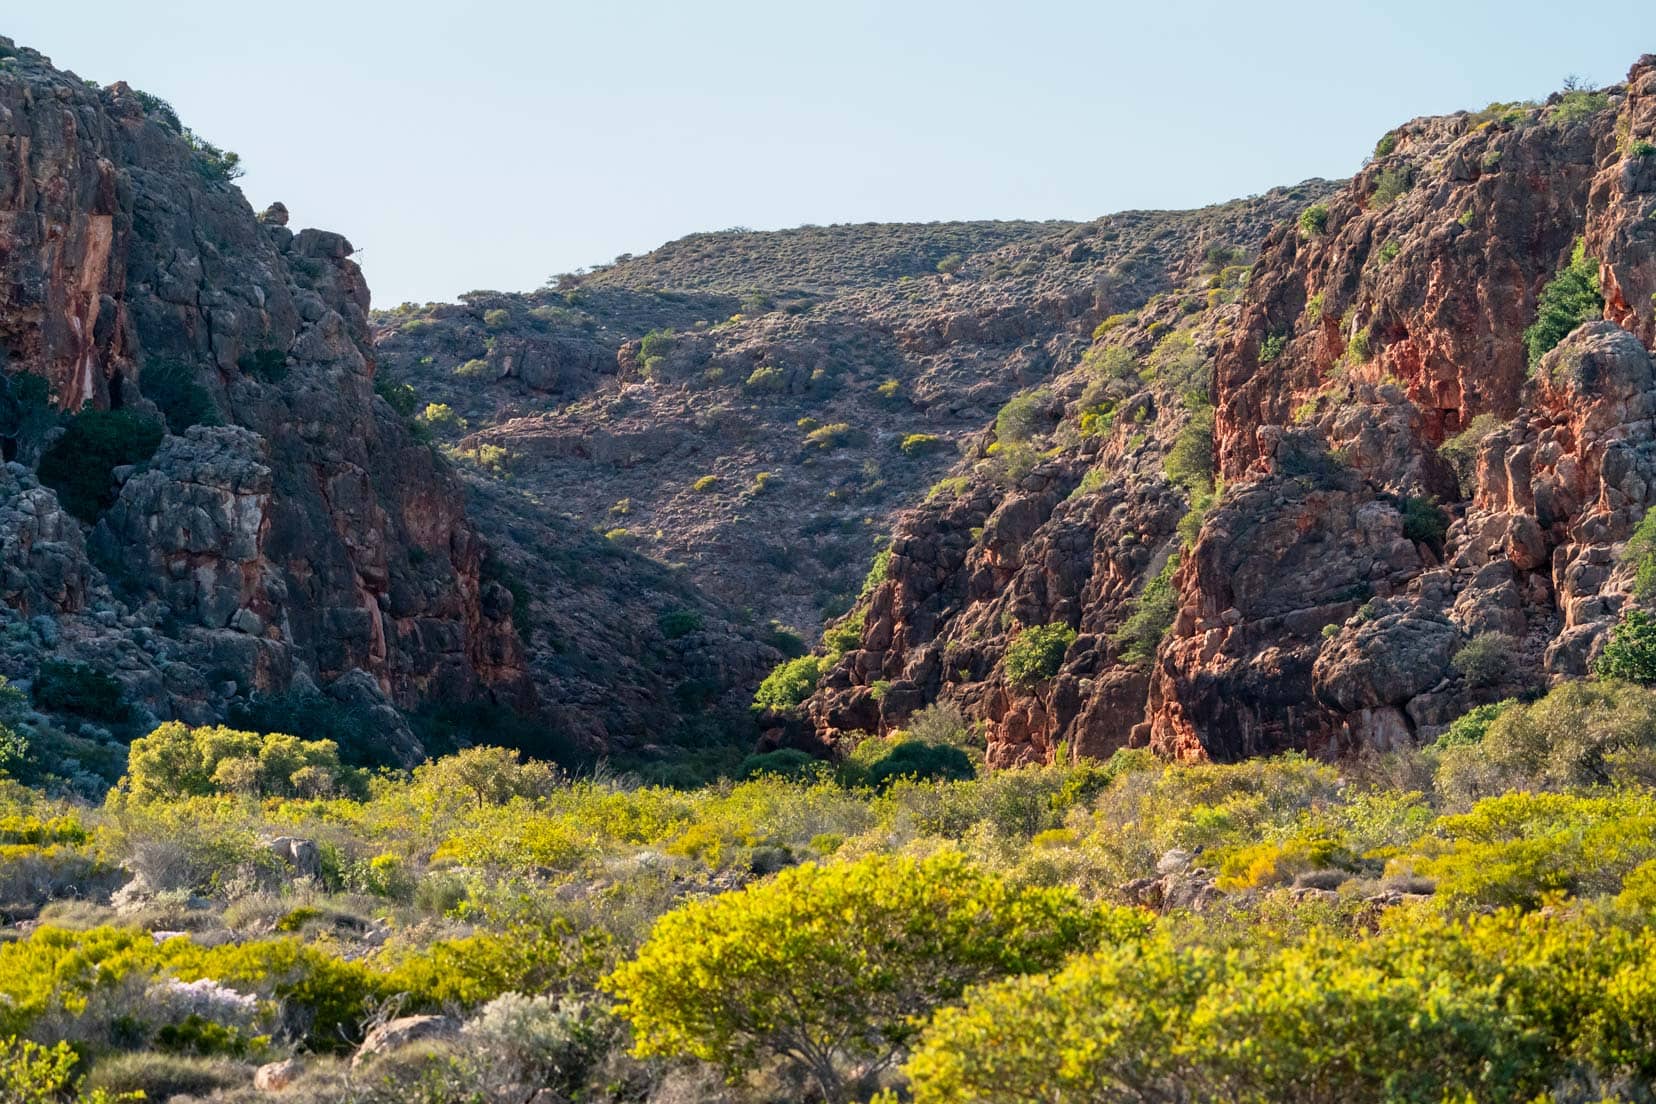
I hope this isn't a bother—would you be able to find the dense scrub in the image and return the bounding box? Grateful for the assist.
[5,680,1656,1100]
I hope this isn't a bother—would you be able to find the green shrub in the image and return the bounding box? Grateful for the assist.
[691,474,718,492]
[737,749,821,781]
[637,328,676,381]
[1164,407,1215,496]
[1524,237,1602,368]
[0,720,26,777]
[752,656,822,712]
[823,610,865,656]
[1633,139,1656,158]
[1553,89,1609,124]
[1146,331,1209,394]
[900,433,943,456]
[658,609,703,640]
[904,936,1210,1104]
[1346,328,1372,364]
[995,391,1049,445]
[805,422,857,449]
[745,364,784,392]
[1004,623,1077,688]
[1437,680,1656,801]
[860,548,892,598]
[1370,165,1412,207]
[141,359,218,432]
[1373,131,1398,158]
[1434,700,1515,748]
[903,702,975,750]
[1259,332,1287,363]
[1625,509,1656,601]
[935,253,964,275]
[1115,556,1180,667]
[1298,204,1329,237]
[1083,344,1139,382]
[375,377,419,418]
[1401,496,1448,551]
[605,851,1110,1104]
[1594,610,1656,684]
[1078,404,1115,438]
[123,722,346,801]
[1452,632,1518,688]
[37,408,164,522]
[131,88,182,132]
[418,402,458,431]
[183,129,243,183]
[1093,313,1135,337]
[865,741,975,790]
[2,1036,138,1102]
[31,661,127,723]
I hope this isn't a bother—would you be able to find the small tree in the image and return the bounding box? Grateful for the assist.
[1524,237,1602,368]
[995,391,1050,446]
[1004,623,1077,688]
[605,851,1111,1103]
[123,722,346,802]
[413,745,558,811]
[752,655,822,712]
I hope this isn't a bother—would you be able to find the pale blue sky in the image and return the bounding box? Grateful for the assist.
[8,3,1648,306]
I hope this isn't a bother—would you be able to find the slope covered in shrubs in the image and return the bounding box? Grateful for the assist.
[5,678,1656,1099]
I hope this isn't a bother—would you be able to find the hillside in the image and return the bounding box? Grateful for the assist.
[580,219,1074,295]
[375,185,1335,644]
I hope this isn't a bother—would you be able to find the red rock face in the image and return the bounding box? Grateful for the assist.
[1150,57,1656,761]
[0,43,526,745]
[1587,55,1656,350]
[810,57,1656,769]
[0,71,130,411]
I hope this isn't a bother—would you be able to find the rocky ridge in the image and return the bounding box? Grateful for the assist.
[809,58,1656,767]
[0,38,525,763]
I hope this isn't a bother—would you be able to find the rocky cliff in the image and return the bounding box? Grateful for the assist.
[808,57,1656,767]
[0,38,526,761]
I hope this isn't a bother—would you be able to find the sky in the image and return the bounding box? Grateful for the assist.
[7,2,1649,306]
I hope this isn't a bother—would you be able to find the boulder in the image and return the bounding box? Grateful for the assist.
[254,1058,303,1091]
[352,1015,459,1068]
[265,837,320,879]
